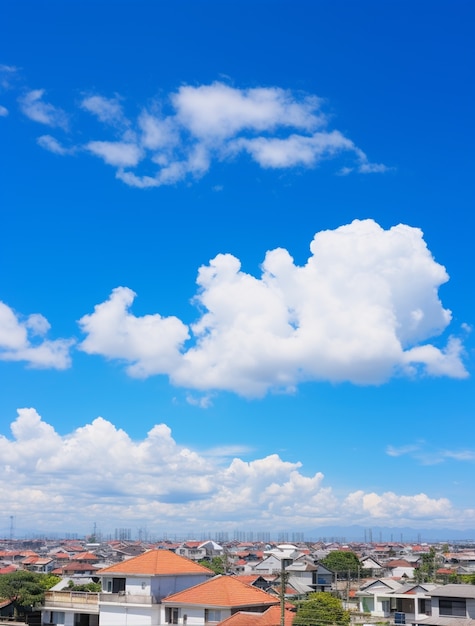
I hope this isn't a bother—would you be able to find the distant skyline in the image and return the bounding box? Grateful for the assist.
[1,0,474,538]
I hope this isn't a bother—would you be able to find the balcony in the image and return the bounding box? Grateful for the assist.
[99,592,158,605]
[44,591,99,612]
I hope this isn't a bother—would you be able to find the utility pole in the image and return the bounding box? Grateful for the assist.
[280,559,289,626]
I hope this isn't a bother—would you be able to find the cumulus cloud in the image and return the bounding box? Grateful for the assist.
[79,286,189,377]
[78,220,467,397]
[30,80,388,186]
[1,408,472,534]
[0,301,74,369]
[18,89,68,129]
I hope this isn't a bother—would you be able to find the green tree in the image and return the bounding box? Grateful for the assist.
[0,570,46,618]
[293,592,351,626]
[39,574,61,590]
[320,551,361,579]
[198,556,226,575]
[414,547,437,583]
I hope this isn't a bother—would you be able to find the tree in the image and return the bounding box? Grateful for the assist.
[198,556,226,575]
[320,551,361,579]
[0,570,46,618]
[39,574,61,590]
[293,592,351,626]
[414,547,437,583]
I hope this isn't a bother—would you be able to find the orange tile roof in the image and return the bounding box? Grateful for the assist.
[233,575,266,585]
[218,605,295,625]
[73,552,99,561]
[97,549,213,576]
[163,575,279,609]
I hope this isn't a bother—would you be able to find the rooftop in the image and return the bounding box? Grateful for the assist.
[97,549,213,576]
[163,574,279,608]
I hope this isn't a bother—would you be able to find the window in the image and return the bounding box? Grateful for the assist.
[439,599,466,617]
[49,612,65,625]
[419,598,431,615]
[112,577,126,593]
[205,609,222,623]
[165,607,179,624]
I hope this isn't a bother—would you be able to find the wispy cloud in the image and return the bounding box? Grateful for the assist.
[0,105,8,117]
[15,80,389,186]
[0,64,19,91]
[18,89,68,129]
[1,407,472,534]
[37,134,73,155]
[80,94,128,127]
[386,442,475,465]
[78,219,467,397]
[0,301,74,369]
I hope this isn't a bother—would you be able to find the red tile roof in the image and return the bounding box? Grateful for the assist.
[163,575,279,609]
[97,549,213,576]
[218,605,295,625]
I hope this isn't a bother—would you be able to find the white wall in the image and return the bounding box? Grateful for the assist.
[99,604,160,626]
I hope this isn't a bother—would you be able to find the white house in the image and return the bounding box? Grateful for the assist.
[356,578,437,622]
[42,549,214,626]
[161,574,279,625]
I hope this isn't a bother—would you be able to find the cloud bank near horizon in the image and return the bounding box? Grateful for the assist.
[1,407,473,535]
[0,220,468,395]
[11,80,389,185]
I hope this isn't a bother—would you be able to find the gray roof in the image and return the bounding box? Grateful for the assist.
[414,618,475,626]
[427,584,475,599]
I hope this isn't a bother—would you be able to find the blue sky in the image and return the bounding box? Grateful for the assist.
[1,0,474,540]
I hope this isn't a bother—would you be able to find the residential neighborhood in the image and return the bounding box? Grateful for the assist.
[1,536,474,626]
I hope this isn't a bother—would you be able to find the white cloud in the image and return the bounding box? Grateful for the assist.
[23,81,389,186]
[78,286,189,377]
[37,134,72,155]
[0,64,19,90]
[85,140,143,167]
[18,89,68,129]
[343,490,453,520]
[172,82,324,140]
[0,104,8,116]
[386,442,475,465]
[80,94,127,126]
[1,408,473,534]
[231,130,355,168]
[0,301,74,369]
[78,220,467,397]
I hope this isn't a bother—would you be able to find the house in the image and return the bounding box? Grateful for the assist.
[415,584,475,625]
[98,549,214,626]
[42,548,214,626]
[384,559,416,579]
[356,578,437,622]
[22,556,55,573]
[175,542,208,562]
[217,604,295,625]
[360,555,385,578]
[161,574,279,624]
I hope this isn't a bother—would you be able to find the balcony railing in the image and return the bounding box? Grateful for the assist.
[99,592,158,605]
[44,591,99,610]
